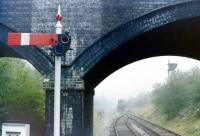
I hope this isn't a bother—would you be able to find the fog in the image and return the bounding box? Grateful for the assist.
[94,56,200,136]
[95,56,200,106]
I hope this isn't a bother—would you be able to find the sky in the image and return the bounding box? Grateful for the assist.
[94,56,200,104]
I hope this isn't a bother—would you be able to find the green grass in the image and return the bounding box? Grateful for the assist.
[131,104,200,136]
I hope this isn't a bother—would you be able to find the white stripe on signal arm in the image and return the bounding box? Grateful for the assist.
[21,33,30,46]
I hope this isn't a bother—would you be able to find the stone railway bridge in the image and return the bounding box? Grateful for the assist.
[1,0,200,136]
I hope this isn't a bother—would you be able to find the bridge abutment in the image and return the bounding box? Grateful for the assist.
[83,89,94,136]
[44,78,94,136]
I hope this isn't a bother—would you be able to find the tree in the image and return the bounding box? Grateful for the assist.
[153,71,190,120]
[0,58,45,135]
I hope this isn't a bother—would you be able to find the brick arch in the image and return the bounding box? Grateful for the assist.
[70,1,200,88]
[0,23,53,75]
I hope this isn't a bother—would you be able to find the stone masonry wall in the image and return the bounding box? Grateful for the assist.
[0,0,192,65]
[45,90,83,136]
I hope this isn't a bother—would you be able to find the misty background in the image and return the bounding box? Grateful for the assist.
[93,56,200,136]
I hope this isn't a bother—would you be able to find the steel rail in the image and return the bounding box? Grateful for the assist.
[126,113,181,136]
[125,117,138,136]
[113,115,124,136]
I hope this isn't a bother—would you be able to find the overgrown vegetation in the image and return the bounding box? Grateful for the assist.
[119,67,200,135]
[153,67,200,120]
[0,58,44,135]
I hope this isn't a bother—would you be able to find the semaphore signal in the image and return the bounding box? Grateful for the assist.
[8,32,71,56]
[7,4,69,136]
[8,33,58,46]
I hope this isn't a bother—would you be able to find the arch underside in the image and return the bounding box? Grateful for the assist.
[84,16,200,88]
[0,23,53,75]
[70,1,200,89]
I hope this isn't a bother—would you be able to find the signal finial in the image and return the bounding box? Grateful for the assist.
[56,4,63,22]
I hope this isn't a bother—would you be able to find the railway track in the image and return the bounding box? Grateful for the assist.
[110,113,181,136]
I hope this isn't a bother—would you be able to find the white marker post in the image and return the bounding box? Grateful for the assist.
[54,5,63,136]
